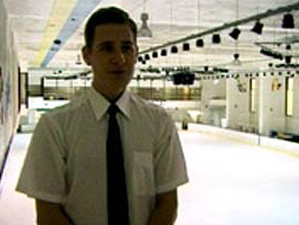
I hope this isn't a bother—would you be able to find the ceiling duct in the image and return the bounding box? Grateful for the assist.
[260,47,283,60]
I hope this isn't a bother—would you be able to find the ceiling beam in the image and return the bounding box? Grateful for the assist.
[140,2,299,54]
[34,0,77,67]
[39,0,103,68]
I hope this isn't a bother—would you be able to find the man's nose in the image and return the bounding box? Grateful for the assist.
[111,49,125,65]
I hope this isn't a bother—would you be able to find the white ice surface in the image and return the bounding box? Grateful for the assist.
[1,131,299,225]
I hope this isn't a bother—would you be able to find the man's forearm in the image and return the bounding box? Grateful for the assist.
[147,189,178,225]
[36,199,72,225]
[147,202,177,225]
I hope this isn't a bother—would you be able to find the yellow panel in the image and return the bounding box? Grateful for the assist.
[34,0,77,66]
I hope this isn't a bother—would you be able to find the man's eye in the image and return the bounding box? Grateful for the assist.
[100,46,113,52]
[122,45,133,52]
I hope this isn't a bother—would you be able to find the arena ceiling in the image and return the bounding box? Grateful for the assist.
[4,0,299,73]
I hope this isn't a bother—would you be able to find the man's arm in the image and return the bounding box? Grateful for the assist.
[148,189,178,225]
[35,199,72,225]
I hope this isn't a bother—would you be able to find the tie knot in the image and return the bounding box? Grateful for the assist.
[108,104,119,116]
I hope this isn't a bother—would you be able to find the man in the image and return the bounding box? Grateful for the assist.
[17,7,188,225]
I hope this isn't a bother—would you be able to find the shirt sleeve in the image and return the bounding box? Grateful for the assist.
[16,114,67,203]
[153,110,189,194]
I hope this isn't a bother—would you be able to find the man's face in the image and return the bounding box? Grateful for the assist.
[83,24,138,96]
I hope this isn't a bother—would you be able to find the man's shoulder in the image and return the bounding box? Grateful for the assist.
[129,92,166,113]
[41,93,90,121]
[128,92,171,122]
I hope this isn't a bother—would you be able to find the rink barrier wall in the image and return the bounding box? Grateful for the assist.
[176,122,299,156]
[0,114,20,194]
[0,136,14,190]
[0,0,20,188]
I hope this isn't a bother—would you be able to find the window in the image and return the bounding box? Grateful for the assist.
[249,78,256,113]
[286,77,294,116]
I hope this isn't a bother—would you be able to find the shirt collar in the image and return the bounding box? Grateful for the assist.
[88,87,131,121]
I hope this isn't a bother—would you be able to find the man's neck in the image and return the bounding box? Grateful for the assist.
[92,83,125,103]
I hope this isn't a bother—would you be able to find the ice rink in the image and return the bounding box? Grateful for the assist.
[1,130,299,225]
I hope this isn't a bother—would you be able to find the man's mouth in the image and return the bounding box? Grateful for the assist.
[110,70,126,74]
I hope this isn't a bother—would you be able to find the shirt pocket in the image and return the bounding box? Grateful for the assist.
[133,151,155,196]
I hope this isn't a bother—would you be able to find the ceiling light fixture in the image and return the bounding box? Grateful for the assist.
[285,55,292,64]
[229,27,241,40]
[145,54,150,60]
[282,13,295,29]
[161,49,167,56]
[183,43,190,51]
[75,54,82,65]
[232,53,241,66]
[138,12,153,38]
[196,39,204,47]
[195,0,204,48]
[152,51,158,58]
[229,0,241,40]
[171,46,178,53]
[139,3,299,57]
[53,39,62,45]
[212,34,221,44]
[231,0,241,67]
[251,21,264,34]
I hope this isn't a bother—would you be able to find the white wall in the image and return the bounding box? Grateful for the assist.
[227,72,299,136]
[259,75,286,135]
[29,68,90,85]
[227,77,251,129]
[201,79,226,126]
[0,0,20,174]
[285,77,299,133]
[184,123,299,155]
[28,66,299,138]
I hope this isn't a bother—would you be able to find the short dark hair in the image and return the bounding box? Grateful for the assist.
[84,7,137,48]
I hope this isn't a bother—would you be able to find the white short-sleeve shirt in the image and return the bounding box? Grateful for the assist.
[16,88,189,225]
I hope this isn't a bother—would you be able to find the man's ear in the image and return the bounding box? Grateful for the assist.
[82,46,91,66]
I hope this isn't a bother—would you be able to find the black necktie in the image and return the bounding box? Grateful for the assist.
[107,104,129,225]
